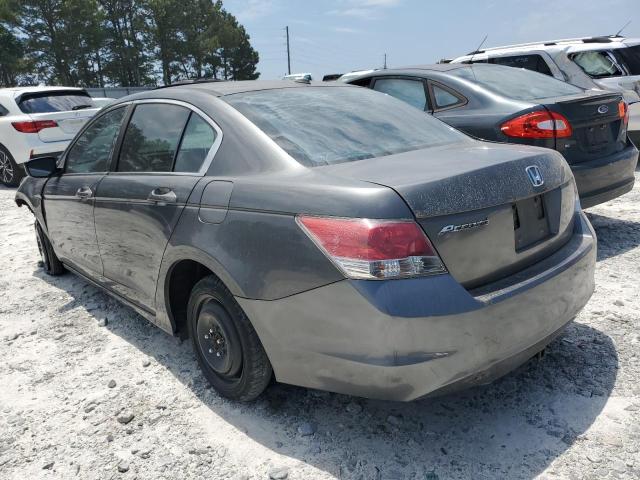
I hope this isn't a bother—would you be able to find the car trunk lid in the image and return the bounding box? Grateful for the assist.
[318,142,577,288]
[28,109,100,142]
[541,91,627,164]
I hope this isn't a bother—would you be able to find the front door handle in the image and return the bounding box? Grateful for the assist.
[75,186,93,199]
[148,187,177,205]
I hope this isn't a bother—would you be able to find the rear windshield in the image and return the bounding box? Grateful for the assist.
[449,65,584,100]
[224,87,467,166]
[18,91,95,114]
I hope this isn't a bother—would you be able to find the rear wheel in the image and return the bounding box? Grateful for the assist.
[0,146,24,187]
[187,275,272,401]
[35,222,65,276]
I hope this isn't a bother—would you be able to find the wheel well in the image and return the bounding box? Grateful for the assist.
[167,260,214,337]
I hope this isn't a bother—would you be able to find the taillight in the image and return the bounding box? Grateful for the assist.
[297,216,446,280]
[501,110,572,139]
[618,101,629,126]
[11,120,58,133]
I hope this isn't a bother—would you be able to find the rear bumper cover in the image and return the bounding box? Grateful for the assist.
[571,143,638,208]
[238,213,596,401]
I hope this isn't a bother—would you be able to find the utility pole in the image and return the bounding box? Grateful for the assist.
[285,26,291,75]
[383,53,387,69]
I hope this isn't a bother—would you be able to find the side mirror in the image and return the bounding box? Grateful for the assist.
[25,156,60,178]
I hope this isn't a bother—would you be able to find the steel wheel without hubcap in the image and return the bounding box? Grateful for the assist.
[0,151,14,185]
[196,300,243,380]
[187,275,273,401]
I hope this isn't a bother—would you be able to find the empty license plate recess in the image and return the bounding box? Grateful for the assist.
[512,194,551,251]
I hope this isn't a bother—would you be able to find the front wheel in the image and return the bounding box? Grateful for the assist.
[35,222,65,276]
[187,275,272,401]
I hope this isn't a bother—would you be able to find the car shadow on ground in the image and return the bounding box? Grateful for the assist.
[587,212,640,261]
[34,267,618,479]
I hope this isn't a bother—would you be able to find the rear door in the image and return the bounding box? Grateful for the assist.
[16,90,100,143]
[94,101,221,311]
[43,106,128,276]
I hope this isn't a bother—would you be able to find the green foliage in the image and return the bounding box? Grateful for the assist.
[1,0,260,87]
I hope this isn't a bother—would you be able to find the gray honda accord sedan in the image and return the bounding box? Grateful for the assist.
[15,80,596,401]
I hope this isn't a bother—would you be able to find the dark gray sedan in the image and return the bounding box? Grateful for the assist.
[345,63,639,208]
[16,81,596,401]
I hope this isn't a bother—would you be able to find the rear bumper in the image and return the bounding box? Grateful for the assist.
[238,213,596,401]
[12,138,70,165]
[571,143,638,208]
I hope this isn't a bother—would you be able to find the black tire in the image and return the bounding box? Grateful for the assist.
[0,146,25,187]
[35,222,65,276]
[187,275,272,401]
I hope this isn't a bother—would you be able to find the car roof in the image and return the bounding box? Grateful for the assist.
[452,36,640,61]
[151,80,353,97]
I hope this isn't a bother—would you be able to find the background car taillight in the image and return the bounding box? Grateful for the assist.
[297,216,446,280]
[618,101,629,127]
[500,110,572,139]
[11,120,58,133]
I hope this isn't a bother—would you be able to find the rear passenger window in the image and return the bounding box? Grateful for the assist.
[118,104,190,172]
[66,107,127,174]
[174,114,217,173]
[0,103,9,116]
[432,84,464,109]
[489,54,553,76]
[373,78,427,110]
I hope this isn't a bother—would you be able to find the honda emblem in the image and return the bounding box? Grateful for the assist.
[526,165,544,187]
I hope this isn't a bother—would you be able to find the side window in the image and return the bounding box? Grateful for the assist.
[173,113,217,173]
[432,84,464,110]
[65,107,127,174]
[117,104,190,172]
[489,54,553,76]
[372,78,427,110]
[0,103,9,116]
[571,51,623,78]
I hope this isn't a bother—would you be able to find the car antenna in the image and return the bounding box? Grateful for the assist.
[468,34,488,81]
[613,20,631,37]
[468,34,488,63]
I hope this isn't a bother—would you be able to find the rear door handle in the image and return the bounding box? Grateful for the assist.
[75,186,93,199]
[148,187,177,205]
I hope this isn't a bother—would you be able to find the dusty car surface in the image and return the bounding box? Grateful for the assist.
[345,63,639,208]
[16,81,596,401]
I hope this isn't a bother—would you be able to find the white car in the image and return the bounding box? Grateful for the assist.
[338,69,378,82]
[0,86,100,186]
[91,97,116,108]
[451,36,640,143]
[282,73,312,82]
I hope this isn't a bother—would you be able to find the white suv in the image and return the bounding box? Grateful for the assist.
[451,36,640,143]
[0,87,100,186]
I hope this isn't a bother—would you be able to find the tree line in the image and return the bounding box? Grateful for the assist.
[0,0,260,87]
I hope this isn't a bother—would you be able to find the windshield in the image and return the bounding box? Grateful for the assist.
[225,87,467,167]
[449,64,583,100]
[18,91,95,114]
[571,51,623,78]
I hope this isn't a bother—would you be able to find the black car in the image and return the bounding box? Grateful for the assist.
[345,63,638,208]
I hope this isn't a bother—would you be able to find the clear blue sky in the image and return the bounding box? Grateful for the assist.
[223,0,639,80]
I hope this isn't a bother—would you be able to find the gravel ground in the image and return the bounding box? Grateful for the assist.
[0,173,639,480]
